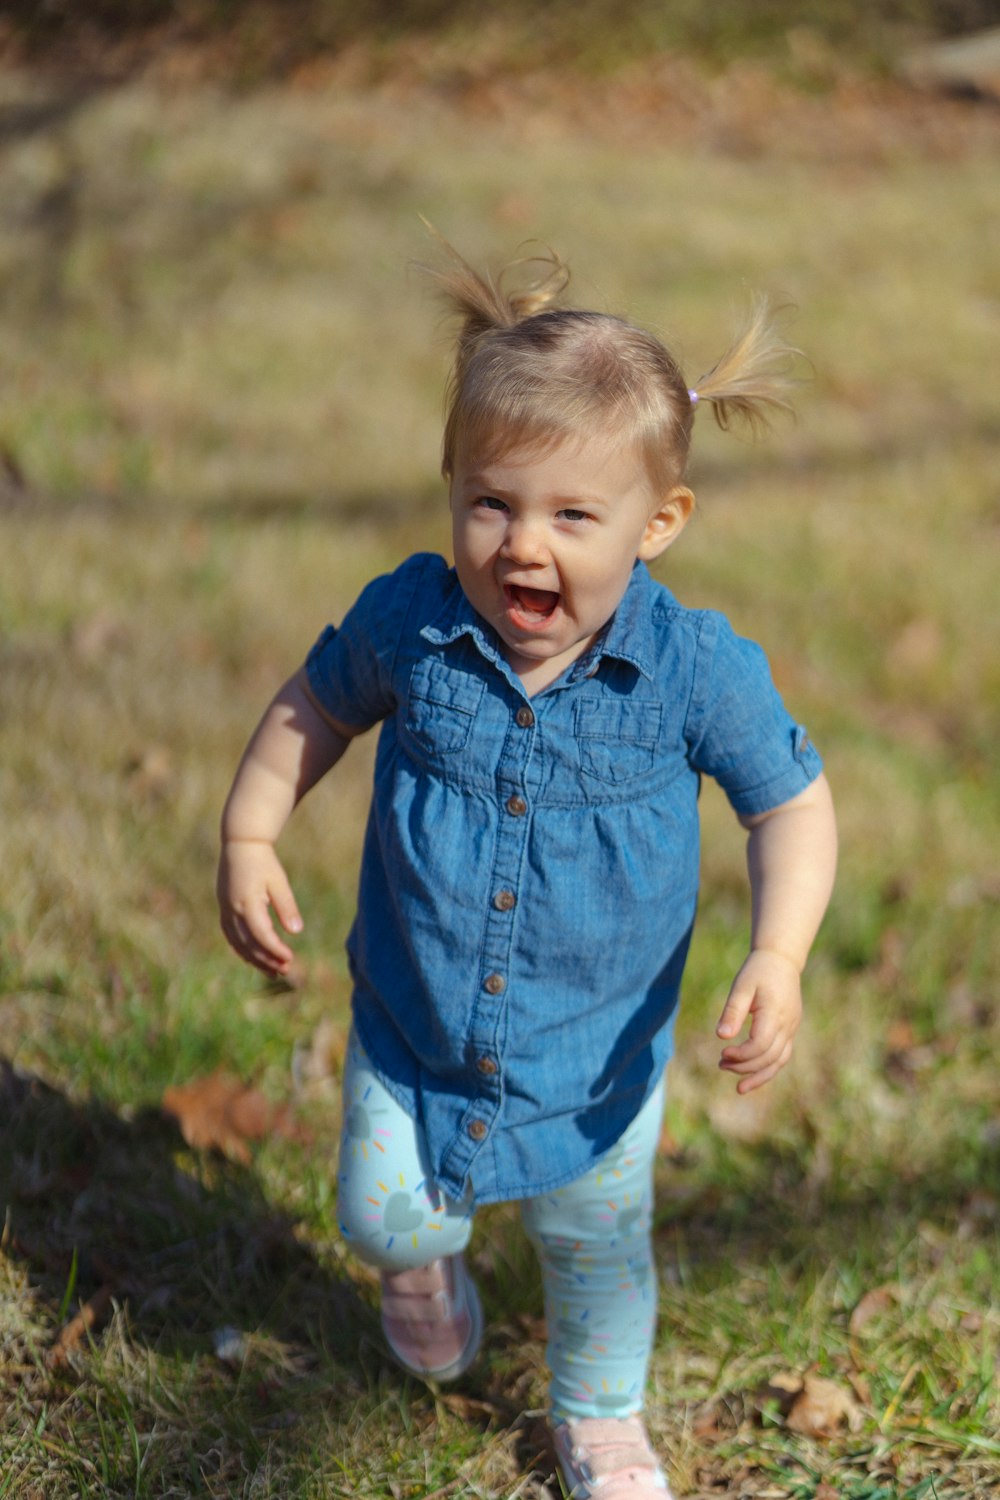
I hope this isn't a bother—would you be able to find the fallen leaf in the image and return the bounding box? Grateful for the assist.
[757,1369,804,1417]
[162,1070,304,1163]
[815,1484,842,1499]
[47,1285,115,1369]
[849,1283,901,1335]
[752,1370,864,1438]
[786,1373,863,1438]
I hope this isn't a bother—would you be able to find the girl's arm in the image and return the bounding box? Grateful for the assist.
[716,771,837,1092]
[217,669,359,976]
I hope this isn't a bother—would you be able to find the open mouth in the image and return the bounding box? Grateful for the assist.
[504,584,560,627]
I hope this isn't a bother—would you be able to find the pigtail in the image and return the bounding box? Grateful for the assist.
[416,219,569,342]
[420,229,805,484]
[690,297,801,436]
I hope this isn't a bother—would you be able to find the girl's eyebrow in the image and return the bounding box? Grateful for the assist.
[462,473,612,509]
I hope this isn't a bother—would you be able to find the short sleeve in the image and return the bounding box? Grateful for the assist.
[304,554,433,732]
[684,611,823,817]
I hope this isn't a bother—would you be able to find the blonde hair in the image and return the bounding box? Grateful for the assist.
[420,234,799,495]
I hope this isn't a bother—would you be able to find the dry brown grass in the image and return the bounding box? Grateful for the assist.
[0,48,998,1498]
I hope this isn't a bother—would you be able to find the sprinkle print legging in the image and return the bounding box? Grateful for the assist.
[337,1030,663,1419]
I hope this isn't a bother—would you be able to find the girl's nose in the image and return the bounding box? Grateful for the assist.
[500,517,547,564]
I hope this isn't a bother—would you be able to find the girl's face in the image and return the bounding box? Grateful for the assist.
[450,429,693,694]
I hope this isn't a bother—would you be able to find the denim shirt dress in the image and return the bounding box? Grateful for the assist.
[306,553,822,1207]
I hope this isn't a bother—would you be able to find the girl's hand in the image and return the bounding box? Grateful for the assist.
[217,838,304,977]
[715,948,803,1093]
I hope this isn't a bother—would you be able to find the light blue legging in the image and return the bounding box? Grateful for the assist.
[337,1030,663,1418]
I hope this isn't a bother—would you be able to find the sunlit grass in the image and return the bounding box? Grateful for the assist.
[1,50,998,1500]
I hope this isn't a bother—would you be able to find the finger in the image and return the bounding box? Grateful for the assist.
[716,984,754,1040]
[720,1031,787,1072]
[734,1042,793,1094]
[719,1016,782,1066]
[240,935,294,976]
[720,1002,783,1056]
[269,874,304,937]
[240,896,295,958]
[719,1028,791,1075]
[243,944,288,976]
[225,908,293,972]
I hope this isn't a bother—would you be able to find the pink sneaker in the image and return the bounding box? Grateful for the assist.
[552,1415,674,1499]
[379,1254,483,1381]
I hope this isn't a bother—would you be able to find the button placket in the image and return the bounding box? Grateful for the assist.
[464,693,536,1114]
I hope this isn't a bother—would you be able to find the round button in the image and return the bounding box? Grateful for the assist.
[515,706,535,728]
[468,1119,488,1141]
[483,972,506,996]
[493,889,516,911]
[506,794,527,816]
[476,1056,499,1077]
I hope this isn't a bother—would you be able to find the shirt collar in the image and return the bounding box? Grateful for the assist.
[568,561,659,683]
[420,561,661,684]
[419,570,507,670]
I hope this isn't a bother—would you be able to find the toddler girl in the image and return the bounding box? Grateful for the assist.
[217,242,837,1499]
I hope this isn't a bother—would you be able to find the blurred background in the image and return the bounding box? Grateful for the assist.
[0,4,998,1496]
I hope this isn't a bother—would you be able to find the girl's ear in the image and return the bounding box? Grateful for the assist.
[638,486,695,561]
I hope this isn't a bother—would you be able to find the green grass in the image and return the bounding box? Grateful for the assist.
[1,48,998,1500]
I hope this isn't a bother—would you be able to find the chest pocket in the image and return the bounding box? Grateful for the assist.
[575,698,662,784]
[405,658,484,755]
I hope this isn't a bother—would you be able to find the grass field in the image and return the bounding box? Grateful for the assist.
[1,37,998,1499]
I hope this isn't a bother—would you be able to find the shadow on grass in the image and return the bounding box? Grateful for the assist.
[0,1058,367,1358]
[0,1055,566,1491]
[0,1055,402,1480]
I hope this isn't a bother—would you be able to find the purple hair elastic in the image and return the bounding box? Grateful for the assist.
[688,389,700,405]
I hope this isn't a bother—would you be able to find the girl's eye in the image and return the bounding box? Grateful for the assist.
[476,495,507,512]
[560,508,590,523]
